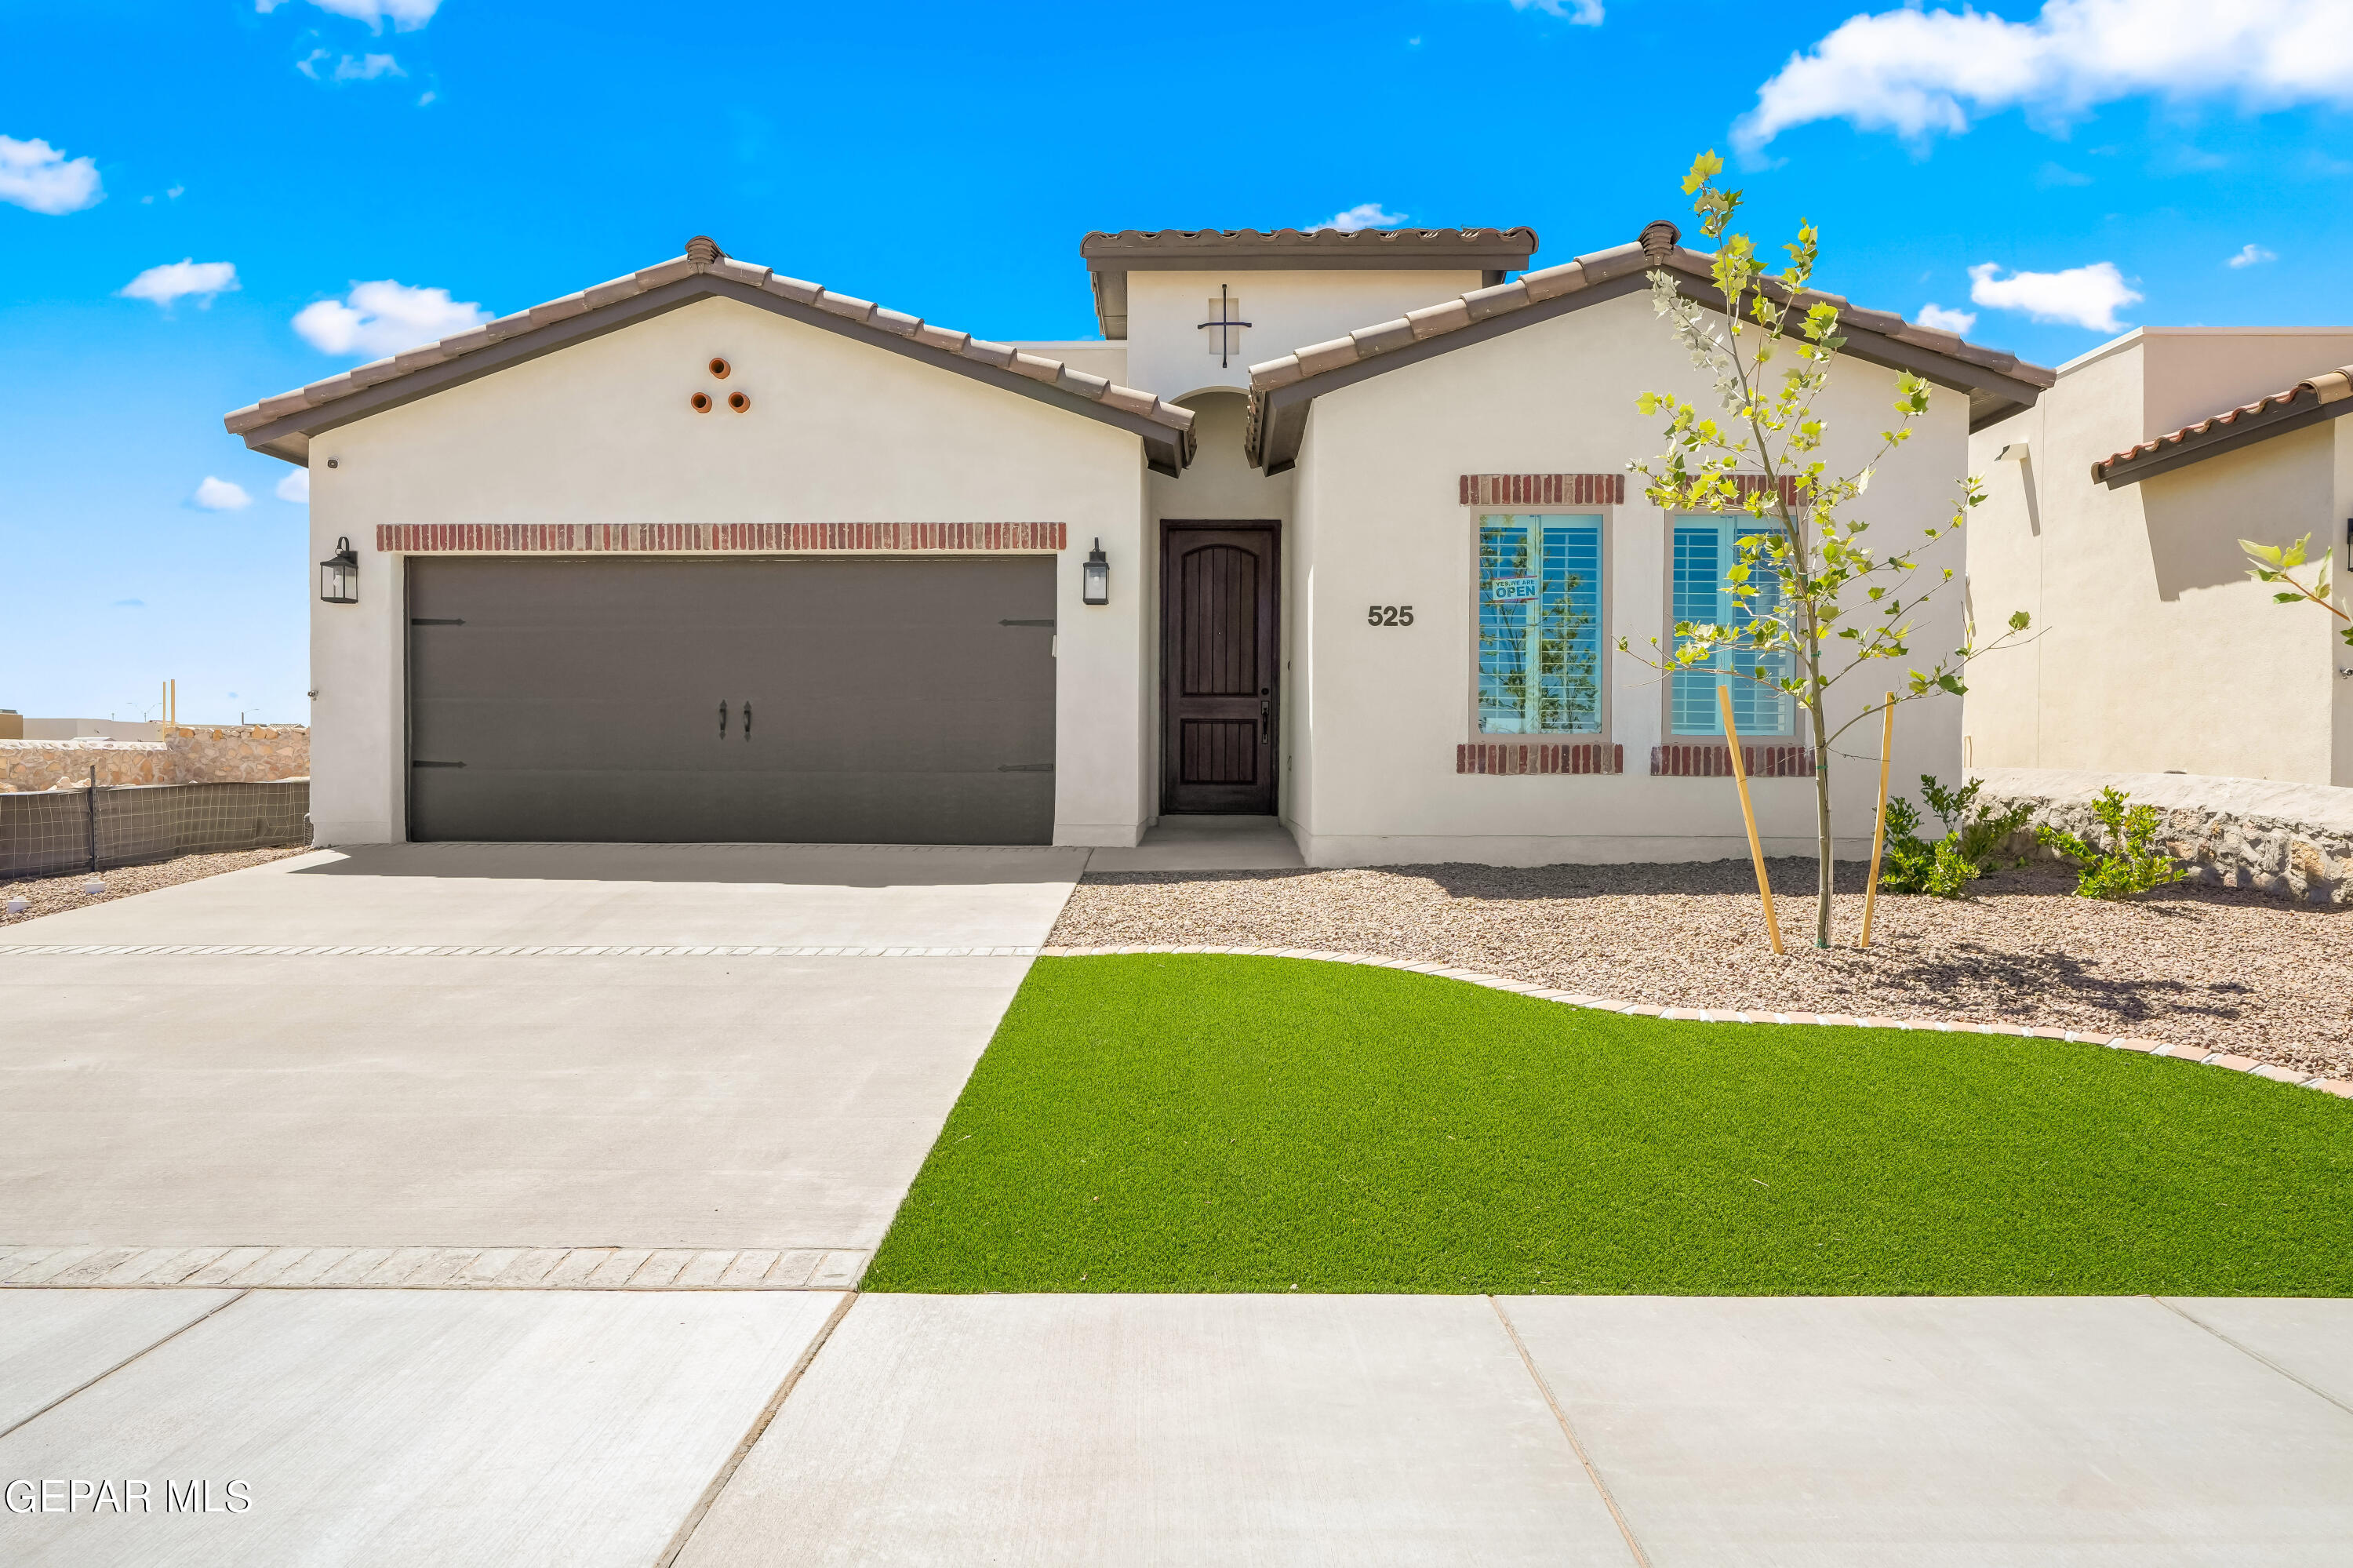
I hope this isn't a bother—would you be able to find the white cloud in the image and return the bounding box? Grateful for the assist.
[256,0,441,32]
[1736,0,2353,151]
[1316,202,1410,232]
[193,477,253,511]
[0,134,103,215]
[1915,304,1980,335]
[1511,0,1605,22]
[1968,260,2142,333]
[276,470,311,504]
[298,49,405,81]
[293,278,489,358]
[119,259,240,310]
[2227,242,2278,267]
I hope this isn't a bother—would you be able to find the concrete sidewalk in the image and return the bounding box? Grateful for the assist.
[678,1292,2353,1566]
[8,1289,2347,1565]
[0,1287,847,1566]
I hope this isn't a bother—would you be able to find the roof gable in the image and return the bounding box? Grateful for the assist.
[226,238,1198,475]
[1079,226,1536,341]
[1243,224,2058,472]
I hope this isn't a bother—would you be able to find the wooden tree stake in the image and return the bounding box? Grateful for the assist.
[1718,685,1784,955]
[1859,692,1895,949]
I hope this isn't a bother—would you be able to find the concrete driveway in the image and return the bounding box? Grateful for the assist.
[0,842,1085,1271]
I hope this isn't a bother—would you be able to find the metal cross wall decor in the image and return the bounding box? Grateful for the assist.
[1198,283,1253,369]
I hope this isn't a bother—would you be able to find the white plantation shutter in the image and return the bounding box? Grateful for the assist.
[1670,517,1793,736]
[1477,514,1603,734]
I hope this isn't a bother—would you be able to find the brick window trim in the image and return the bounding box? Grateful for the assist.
[1460,474,1624,508]
[1723,473,1804,508]
[1458,474,1802,510]
[1457,742,1624,776]
[374,522,1067,555]
[1650,743,1815,778]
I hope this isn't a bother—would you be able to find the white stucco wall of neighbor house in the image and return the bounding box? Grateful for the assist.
[1966,327,2353,786]
[1282,289,1970,868]
[1123,270,1488,402]
[304,293,1151,847]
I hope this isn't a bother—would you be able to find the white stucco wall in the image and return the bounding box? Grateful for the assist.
[1965,327,2353,784]
[1122,270,1488,402]
[1282,290,1970,867]
[305,294,1150,846]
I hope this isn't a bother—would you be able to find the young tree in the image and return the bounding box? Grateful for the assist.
[1621,152,2031,948]
[2240,534,2353,644]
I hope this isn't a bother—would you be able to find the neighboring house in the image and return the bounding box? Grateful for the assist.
[225,225,2049,864]
[1968,329,2353,787]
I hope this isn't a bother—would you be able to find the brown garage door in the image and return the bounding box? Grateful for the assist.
[406,556,1056,844]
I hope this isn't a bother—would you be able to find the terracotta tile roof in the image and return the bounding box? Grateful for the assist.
[2092,366,2353,484]
[224,237,1197,446]
[1243,225,2057,468]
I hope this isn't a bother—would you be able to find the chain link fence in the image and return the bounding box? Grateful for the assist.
[0,778,310,881]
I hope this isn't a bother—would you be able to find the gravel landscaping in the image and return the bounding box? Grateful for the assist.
[1052,860,2353,1080]
[1,846,315,927]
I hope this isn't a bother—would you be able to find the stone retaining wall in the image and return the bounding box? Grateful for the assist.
[1970,767,2353,905]
[0,726,309,793]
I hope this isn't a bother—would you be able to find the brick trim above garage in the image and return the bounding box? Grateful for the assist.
[1652,742,1814,778]
[1459,473,1625,507]
[375,522,1068,554]
[1457,742,1623,775]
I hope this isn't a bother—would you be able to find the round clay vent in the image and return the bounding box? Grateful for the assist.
[728,391,750,413]
[707,358,731,379]
[689,391,712,413]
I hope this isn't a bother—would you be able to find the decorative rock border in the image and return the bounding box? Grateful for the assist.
[1042,944,2353,1101]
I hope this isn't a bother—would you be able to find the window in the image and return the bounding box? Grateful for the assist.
[1478,513,1603,734]
[1670,517,1793,736]
[1202,294,1246,361]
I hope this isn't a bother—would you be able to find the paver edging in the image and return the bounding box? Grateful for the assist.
[1037,944,2353,1100]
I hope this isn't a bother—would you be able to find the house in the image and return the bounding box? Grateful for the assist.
[1967,328,2353,787]
[225,224,2051,863]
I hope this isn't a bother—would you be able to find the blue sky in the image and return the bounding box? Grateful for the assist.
[4,0,2349,722]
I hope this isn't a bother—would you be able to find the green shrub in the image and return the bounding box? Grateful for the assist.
[1920,775,2035,868]
[2035,786,2188,900]
[1875,775,2031,898]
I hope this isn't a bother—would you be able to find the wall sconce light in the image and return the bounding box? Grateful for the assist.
[319,537,358,604]
[1082,538,1110,606]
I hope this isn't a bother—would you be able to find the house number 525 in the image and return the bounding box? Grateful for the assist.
[1366,605,1414,627]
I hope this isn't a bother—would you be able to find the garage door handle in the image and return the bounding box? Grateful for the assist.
[718,700,728,739]
[741,700,752,740]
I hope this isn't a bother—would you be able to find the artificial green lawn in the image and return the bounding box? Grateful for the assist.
[864,956,2353,1296]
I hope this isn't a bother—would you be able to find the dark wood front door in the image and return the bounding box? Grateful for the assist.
[1162,523,1278,814]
